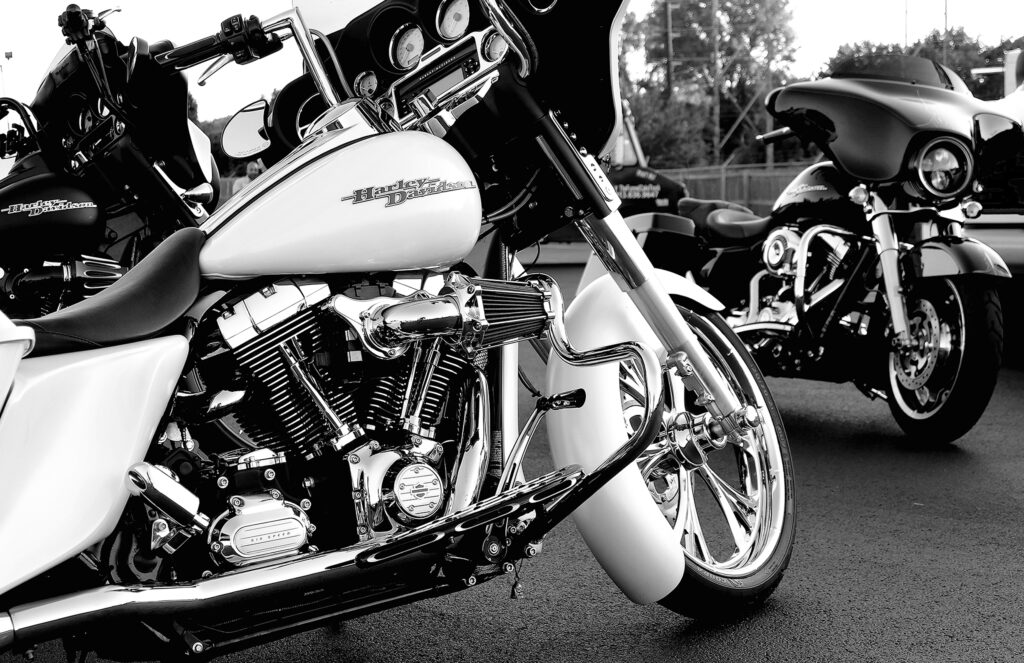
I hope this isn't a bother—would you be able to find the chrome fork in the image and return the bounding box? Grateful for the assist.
[578,211,748,438]
[859,190,913,348]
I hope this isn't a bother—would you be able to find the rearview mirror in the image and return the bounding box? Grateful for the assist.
[223,100,271,159]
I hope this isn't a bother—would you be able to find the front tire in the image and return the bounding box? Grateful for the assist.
[627,304,796,621]
[886,277,1003,444]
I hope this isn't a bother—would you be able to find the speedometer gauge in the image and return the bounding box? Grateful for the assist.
[390,24,424,71]
[437,0,471,41]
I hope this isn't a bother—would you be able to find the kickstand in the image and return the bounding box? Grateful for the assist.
[509,559,525,599]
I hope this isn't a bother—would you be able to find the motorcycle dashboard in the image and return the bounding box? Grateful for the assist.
[319,1,491,101]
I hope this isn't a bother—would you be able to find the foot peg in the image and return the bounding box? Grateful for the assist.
[538,388,585,412]
[498,388,586,492]
[127,463,210,553]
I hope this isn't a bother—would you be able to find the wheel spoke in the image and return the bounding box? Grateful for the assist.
[638,443,673,480]
[675,469,712,563]
[699,465,755,551]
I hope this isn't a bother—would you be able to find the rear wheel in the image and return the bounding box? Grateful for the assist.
[623,304,796,621]
[886,277,1003,444]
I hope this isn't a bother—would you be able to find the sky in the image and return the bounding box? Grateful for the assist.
[630,0,1024,78]
[0,1,1023,122]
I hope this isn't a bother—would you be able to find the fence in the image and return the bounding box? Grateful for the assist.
[221,163,818,215]
[660,161,818,215]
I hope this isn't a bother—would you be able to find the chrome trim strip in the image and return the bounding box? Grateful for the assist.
[200,127,376,236]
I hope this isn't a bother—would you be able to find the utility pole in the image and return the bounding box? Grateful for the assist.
[770,37,774,166]
[904,0,908,49]
[711,0,721,164]
[765,9,775,169]
[665,0,674,97]
[942,0,948,65]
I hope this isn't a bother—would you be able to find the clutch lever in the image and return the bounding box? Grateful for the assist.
[197,54,233,87]
[96,7,121,22]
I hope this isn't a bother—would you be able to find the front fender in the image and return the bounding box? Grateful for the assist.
[577,264,725,313]
[546,274,693,605]
[904,236,1011,280]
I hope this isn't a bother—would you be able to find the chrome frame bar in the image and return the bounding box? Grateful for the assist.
[793,224,869,324]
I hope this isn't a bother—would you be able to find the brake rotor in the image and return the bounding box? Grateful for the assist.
[895,298,942,391]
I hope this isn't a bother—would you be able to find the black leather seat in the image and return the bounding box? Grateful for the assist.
[704,208,772,244]
[676,197,771,246]
[17,228,206,357]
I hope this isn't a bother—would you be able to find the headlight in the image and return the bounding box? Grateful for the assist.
[915,137,973,199]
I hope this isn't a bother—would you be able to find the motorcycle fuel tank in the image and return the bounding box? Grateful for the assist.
[0,157,102,262]
[772,161,862,228]
[200,130,482,278]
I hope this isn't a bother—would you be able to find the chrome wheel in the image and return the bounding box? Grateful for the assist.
[623,313,788,578]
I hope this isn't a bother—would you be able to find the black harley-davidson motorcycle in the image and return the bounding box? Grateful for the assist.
[0,5,238,317]
[594,55,1023,444]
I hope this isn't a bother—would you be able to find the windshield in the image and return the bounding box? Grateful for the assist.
[828,54,970,93]
[293,0,379,35]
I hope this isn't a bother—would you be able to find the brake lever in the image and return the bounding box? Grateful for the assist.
[96,7,121,21]
[197,54,233,87]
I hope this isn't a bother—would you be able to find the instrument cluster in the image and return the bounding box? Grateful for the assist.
[330,0,496,107]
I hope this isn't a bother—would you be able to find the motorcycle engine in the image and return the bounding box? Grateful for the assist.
[734,225,856,334]
[185,276,491,566]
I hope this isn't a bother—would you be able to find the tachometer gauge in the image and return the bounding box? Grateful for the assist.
[354,71,379,97]
[437,0,471,41]
[390,24,424,71]
[483,32,509,62]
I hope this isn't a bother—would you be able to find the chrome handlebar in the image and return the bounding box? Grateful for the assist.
[261,8,344,110]
[476,0,534,79]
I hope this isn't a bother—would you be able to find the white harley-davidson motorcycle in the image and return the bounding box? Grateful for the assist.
[0,1,795,659]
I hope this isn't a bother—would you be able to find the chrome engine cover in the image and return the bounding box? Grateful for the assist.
[761,228,802,276]
[208,493,312,567]
[390,462,444,520]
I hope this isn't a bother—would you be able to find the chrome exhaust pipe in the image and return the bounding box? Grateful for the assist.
[0,464,585,654]
[1,543,372,651]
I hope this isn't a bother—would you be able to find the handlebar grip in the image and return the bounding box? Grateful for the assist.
[756,127,794,146]
[154,14,279,71]
[154,34,225,70]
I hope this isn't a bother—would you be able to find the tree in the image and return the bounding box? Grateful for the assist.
[824,29,1024,101]
[618,9,710,167]
[628,85,709,168]
[638,0,796,165]
[187,92,199,123]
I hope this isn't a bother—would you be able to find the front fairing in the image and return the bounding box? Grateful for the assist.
[767,76,996,182]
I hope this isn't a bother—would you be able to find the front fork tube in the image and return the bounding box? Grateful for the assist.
[866,198,912,347]
[577,211,744,430]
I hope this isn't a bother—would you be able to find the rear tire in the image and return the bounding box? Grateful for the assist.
[638,305,797,621]
[886,277,1003,444]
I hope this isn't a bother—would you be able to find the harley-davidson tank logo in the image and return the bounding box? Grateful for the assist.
[784,184,829,197]
[340,177,476,208]
[2,199,97,217]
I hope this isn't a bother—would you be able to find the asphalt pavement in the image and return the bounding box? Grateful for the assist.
[11,264,1024,663]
